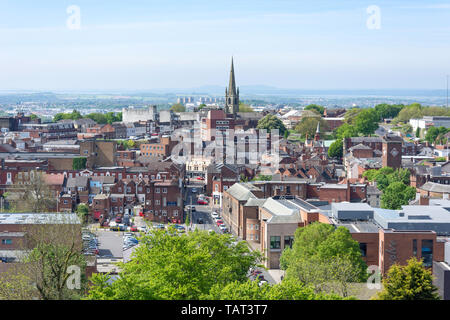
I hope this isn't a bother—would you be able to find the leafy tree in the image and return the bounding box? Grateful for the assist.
[374,104,404,120]
[344,107,362,125]
[6,171,57,212]
[29,114,40,121]
[280,223,367,297]
[335,123,359,139]
[373,257,440,300]
[425,126,448,144]
[206,278,347,300]
[239,102,254,112]
[76,203,90,225]
[381,181,416,210]
[197,103,207,110]
[328,139,343,159]
[240,174,249,182]
[415,127,421,138]
[354,109,379,135]
[304,104,325,115]
[294,117,328,139]
[0,216,87,300]
[252,174,272,181]
[170,103,186,112]
[256,114,287,137]
[72,157,87,170]
[86,229,262,300]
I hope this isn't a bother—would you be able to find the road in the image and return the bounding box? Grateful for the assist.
[185,183,222,234]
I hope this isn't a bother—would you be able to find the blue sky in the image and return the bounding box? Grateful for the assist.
[0,0,449,91]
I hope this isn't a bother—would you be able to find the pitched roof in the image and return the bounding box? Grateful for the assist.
[225,183,261,201]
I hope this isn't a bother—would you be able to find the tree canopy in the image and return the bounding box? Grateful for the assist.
[294,117,328,139]
[373,257,440,300]
[256,114,287,137]
[280,223,367,297]
[86,229,262,300]
[170,103,186,112]
[239,102,254,112]
[354,109,379,135]
[304,104,325,115]
[328,139,343,159]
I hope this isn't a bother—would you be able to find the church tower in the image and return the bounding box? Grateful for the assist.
[225,57,239,115]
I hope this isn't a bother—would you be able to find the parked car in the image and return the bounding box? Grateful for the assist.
[191,188,198,193]
[130,226,138,232]
[196,176,204,180]
[258,280,268,287]
[216,220,224,227]
[197,200,208,205]
[115,216,122,223]
[197,218,204,224]
[211,212,219,219]
[219,225,228,232]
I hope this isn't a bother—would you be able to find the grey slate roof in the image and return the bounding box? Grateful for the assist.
[225,183,261,201]
[420,182,450,194]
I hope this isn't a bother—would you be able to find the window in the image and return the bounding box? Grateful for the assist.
[156,188,160,193]
[421,239,433,268]
[162,210,167,216]
[255,224,259,231]
[163,188,167,193]
[155,200,160,205]
[413,239,417,257]
[359,243,367,257]
[270,236,281,250]
[255,234,259,241]
[284,236,294,249]
[173,210,178,216]
[1,239,12,245]
[250,234,254,241]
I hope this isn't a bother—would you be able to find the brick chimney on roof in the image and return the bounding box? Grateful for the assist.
[419,194,429,205]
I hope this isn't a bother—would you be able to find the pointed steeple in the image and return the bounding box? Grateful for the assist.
[314,121,321,141]
[228,57,237,96]
[225,56,239,115]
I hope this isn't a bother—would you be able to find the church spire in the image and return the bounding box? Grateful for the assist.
[228,56,237,96]
[225,56,239,115]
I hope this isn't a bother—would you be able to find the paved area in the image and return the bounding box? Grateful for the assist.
[96,229,124,258]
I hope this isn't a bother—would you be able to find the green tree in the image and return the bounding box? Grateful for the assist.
[72,157,87,170]
[294,117,328,139]
[280,223,367,297]
[170,103,186,112]
[86,229,262,300]
[6,171,57,212]
[335,123,359,139]
[304,104,325,115]
[381,181,416,210]
[344,107,362,125]
[374,257,440,300]
[415,127,421,138]
[374,103,404,120]
[328,139,343,159]
[206,278,346,300]
[0,217,87,300]
[354,109,379,135]
[252,174,272,181]
[256,114,287,137]
[239,102,254,112]
[76,203,90,225]
[425,126,448,144]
